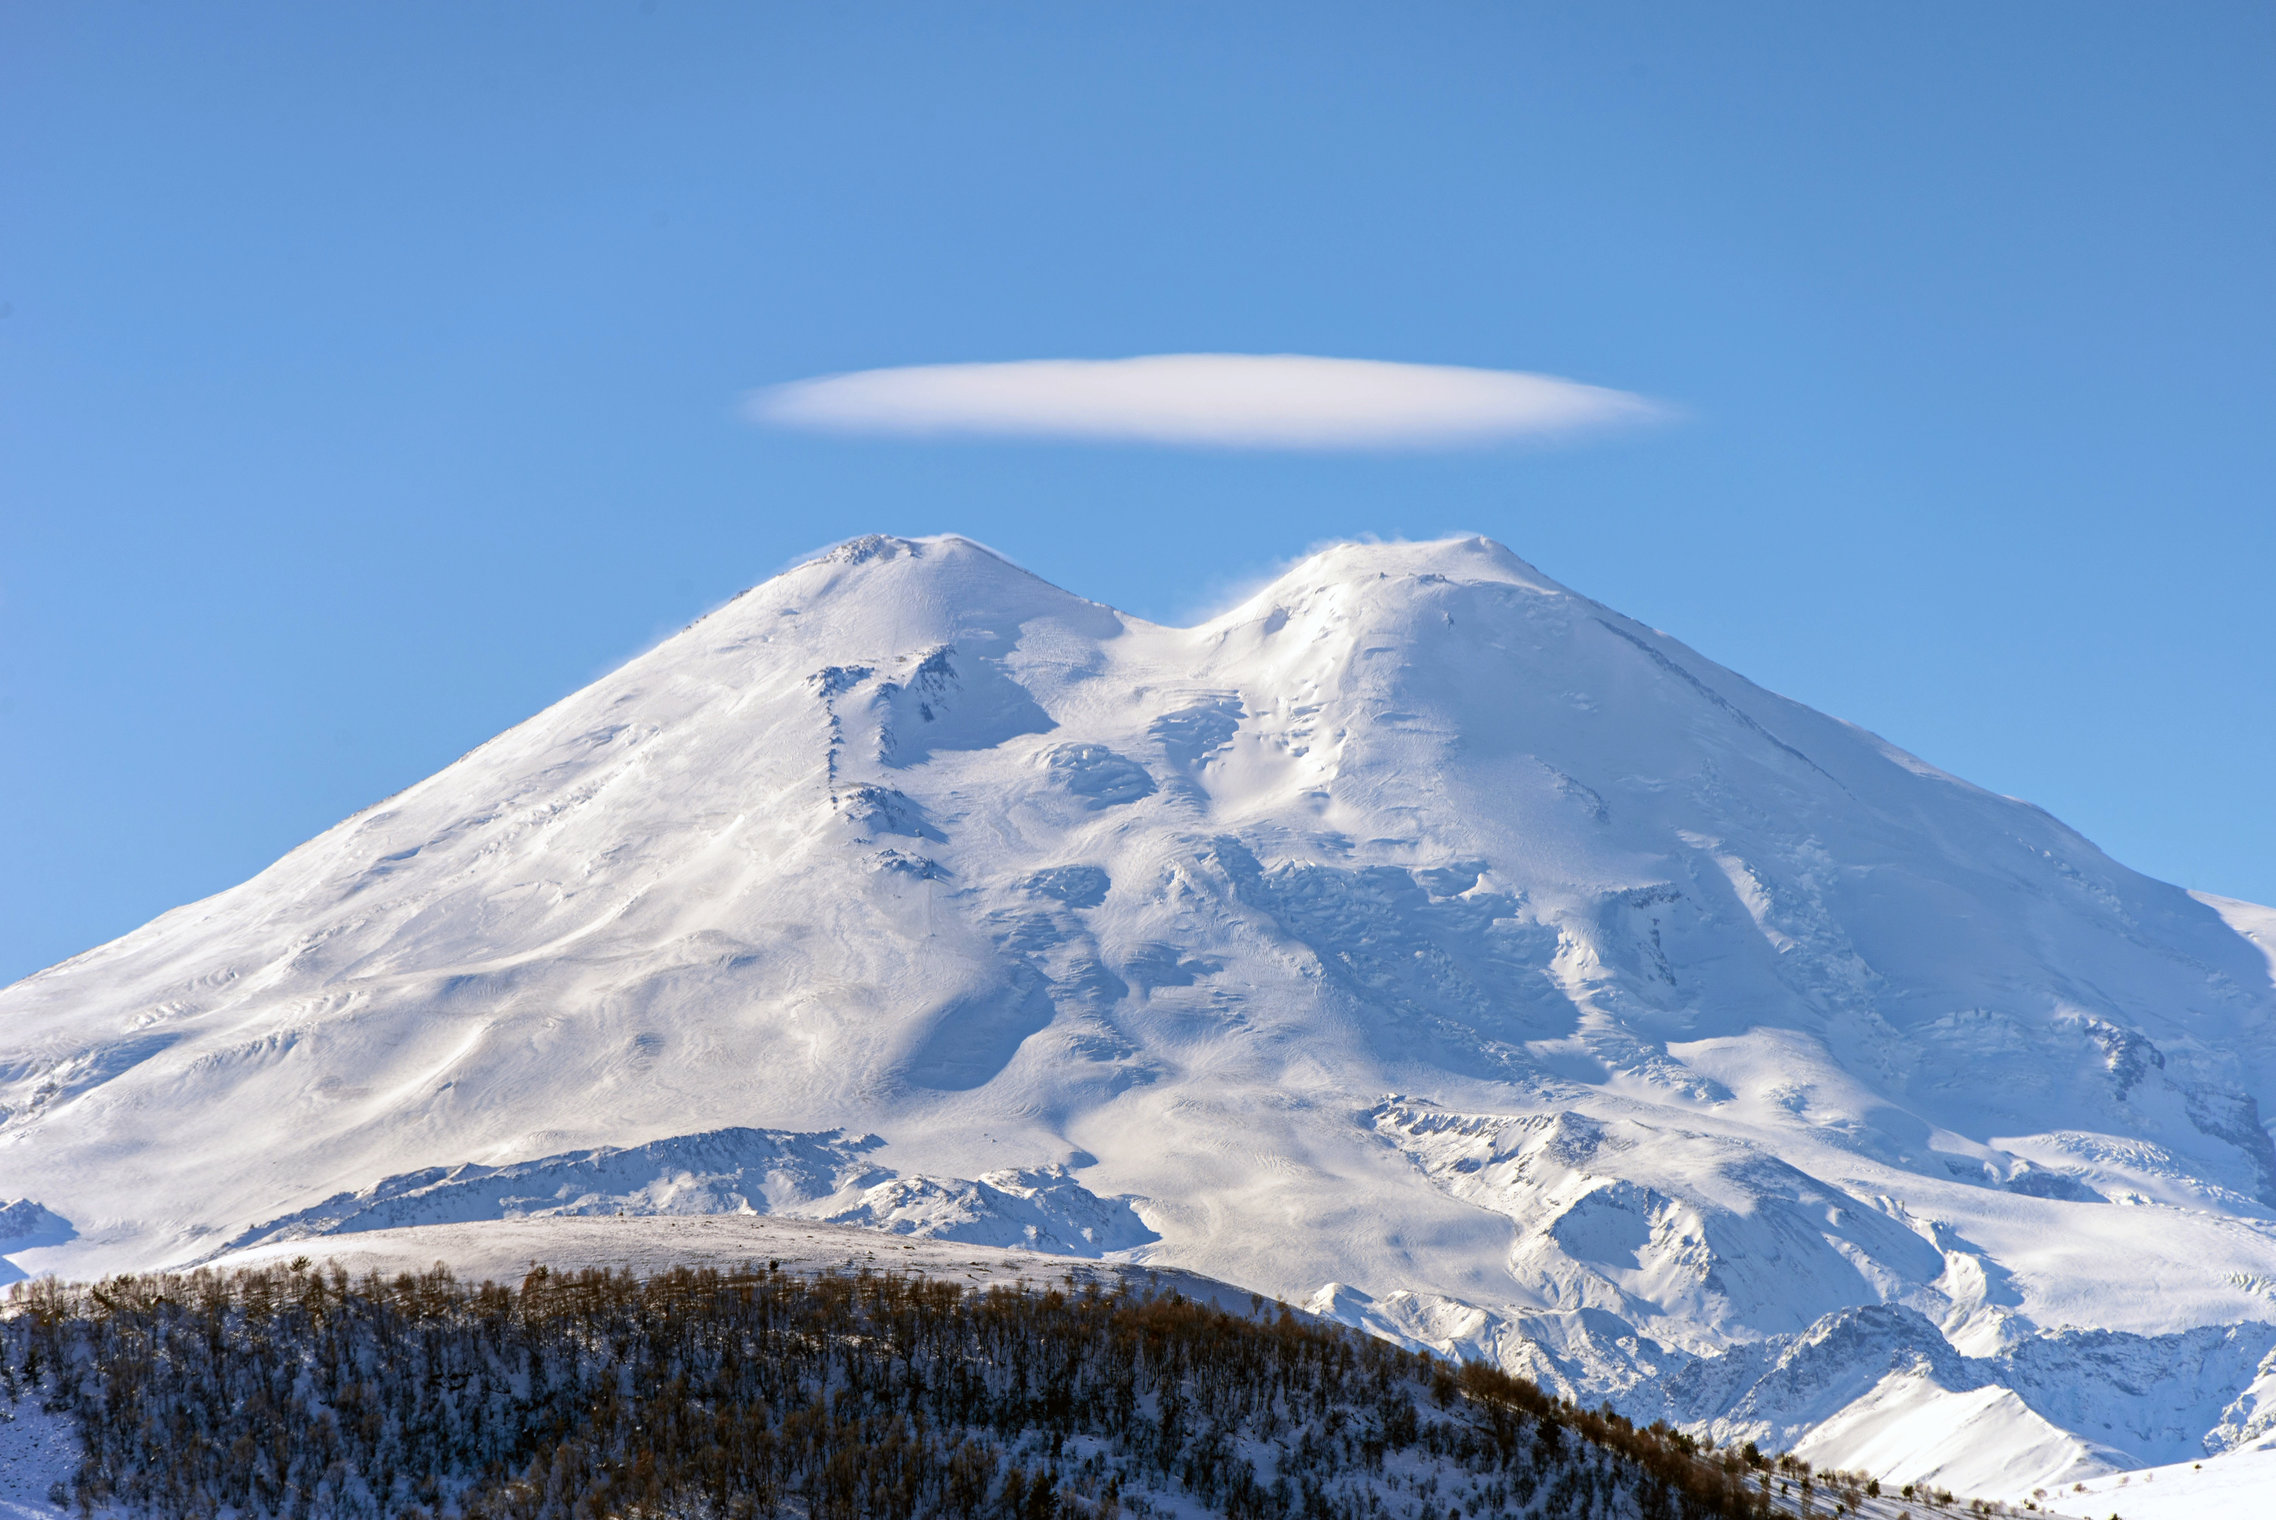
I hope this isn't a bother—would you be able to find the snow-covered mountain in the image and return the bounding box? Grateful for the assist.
[6,533,2275,1496]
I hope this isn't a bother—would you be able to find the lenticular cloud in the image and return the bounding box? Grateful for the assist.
[746,354,1664,450]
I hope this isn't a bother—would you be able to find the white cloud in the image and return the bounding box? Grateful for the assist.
[744,353,1666,450]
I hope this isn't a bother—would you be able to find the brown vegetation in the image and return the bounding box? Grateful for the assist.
[4,1260,1765,1519]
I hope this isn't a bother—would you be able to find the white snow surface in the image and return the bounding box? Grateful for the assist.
[2058,1443,2276,1520]
[202,1212,1260,1311]
[6,533,2276,1493]
[0,1397,75,1520]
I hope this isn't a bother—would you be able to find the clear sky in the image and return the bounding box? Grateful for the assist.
[3,3,2271,984]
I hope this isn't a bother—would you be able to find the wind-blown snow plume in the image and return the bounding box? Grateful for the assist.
[745,353,1665,449]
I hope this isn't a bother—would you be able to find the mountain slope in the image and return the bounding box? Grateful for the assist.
[5,533,2274,1492]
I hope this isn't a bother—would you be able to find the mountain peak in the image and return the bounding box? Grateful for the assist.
[667,532,1119,673]
[5,529,2274,1493]
[1207,534,1572,625]
[1291,533,1559,587]
[771,532,1058,605]
[804,532,1009,570]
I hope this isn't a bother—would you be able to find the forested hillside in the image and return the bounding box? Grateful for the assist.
[3,1262,1765,1520]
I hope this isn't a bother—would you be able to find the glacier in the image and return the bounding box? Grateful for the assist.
[3,531,2273,1497]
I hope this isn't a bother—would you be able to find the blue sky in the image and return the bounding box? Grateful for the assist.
[3,3,2271,983]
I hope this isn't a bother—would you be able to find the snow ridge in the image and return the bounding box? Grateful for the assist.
[213,1126,1156,1260]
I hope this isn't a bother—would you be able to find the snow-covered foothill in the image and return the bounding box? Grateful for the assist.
[2058,1442,2276,1520]
[203,1212,1252,1314]
[4,532,2274,1492]
[207,1125,1155,1260]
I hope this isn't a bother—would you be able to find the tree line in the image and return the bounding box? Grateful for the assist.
[4,1259,1771,1520]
